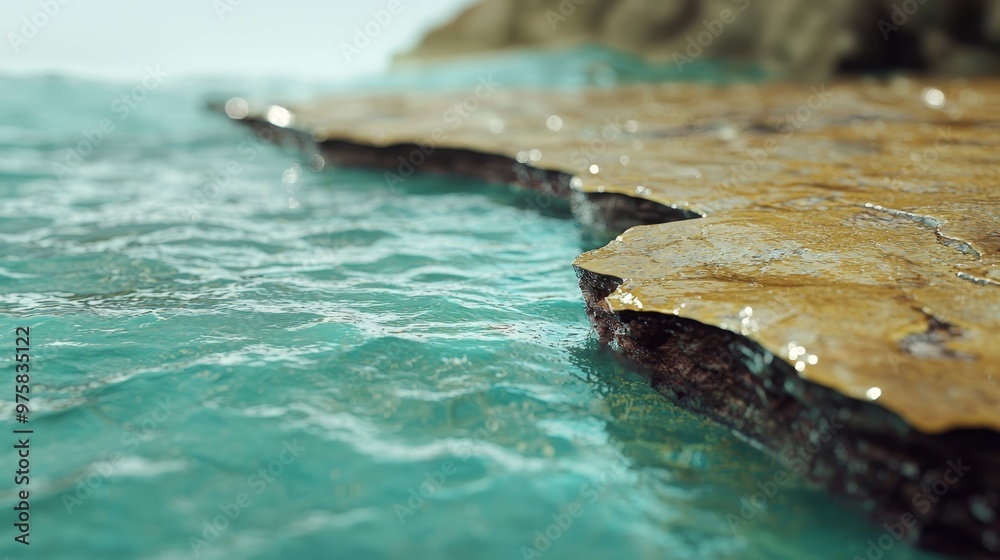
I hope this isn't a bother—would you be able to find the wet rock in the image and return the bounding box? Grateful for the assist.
[218,76,1000,558]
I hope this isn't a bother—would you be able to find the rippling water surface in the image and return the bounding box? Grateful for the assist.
[0,62,942,560]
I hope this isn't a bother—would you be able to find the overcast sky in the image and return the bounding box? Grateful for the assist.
[1,0,476,82]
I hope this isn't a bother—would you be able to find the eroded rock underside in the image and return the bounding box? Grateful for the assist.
[220,77,1000,558]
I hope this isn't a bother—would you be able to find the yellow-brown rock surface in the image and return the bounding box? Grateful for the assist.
[247,77,1000,435]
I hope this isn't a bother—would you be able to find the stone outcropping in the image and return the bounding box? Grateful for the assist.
[401,0,1000,80]
[216,77,1000,557]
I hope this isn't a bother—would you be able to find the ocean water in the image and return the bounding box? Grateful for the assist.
[0,55,942,560]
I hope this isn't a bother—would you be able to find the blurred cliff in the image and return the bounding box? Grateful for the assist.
[399,0,1000,80]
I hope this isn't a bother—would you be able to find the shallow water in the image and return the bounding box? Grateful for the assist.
[0,61,943,560]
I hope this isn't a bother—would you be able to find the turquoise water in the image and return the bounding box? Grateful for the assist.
[0,60,942,560]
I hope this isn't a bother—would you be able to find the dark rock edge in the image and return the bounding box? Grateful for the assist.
[230,116,1000,559]
[579,268,1000,559]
